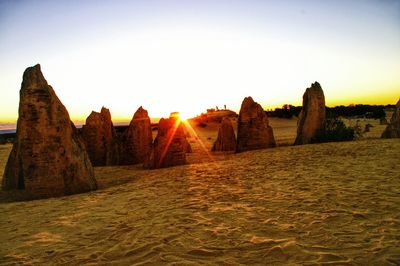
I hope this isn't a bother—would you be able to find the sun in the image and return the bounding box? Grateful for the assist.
[178,112,189,121]
[168,107,198,121]
[176,110,196,121]
[169,111,188,121]
[170,112,190,121]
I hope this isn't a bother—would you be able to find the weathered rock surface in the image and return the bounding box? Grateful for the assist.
[119,106,153,165]
[2,64,97,198]
[212,117,236,152]
[294,82,326,145]
[381,99,400,138]
[82,107,118,166]
[236,97,276,152]
[145,115,190,168]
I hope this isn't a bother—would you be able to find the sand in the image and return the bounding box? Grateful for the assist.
[0,118,399,265]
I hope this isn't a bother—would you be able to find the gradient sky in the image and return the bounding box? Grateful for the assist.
[0,0,399,123]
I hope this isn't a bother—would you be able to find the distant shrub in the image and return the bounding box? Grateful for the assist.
[313,117,355,143]
[266,104,302,119]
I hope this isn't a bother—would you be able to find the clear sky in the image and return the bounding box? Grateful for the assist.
[0,0,399,123]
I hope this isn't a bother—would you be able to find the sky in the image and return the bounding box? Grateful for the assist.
[0,0,399,123]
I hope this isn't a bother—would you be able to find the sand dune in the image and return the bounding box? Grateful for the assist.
[0,120,399,265]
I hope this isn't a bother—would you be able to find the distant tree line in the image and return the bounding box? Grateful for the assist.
[326,104,389,119]
[266,105,302,118]
[266,104,392,119]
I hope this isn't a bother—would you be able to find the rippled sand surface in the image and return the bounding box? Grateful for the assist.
[1,134,400,264]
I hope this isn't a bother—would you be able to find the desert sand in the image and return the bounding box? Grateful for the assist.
[0,118,399,265]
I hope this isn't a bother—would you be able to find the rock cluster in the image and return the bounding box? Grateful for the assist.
[145,115,191,168]
[2,64,97,198]
[81,107,118,166]
[381,99,400,138]
[212,117,236,152]
[236,97,276,152]
[294,82,326,145]
[119,106,153,165]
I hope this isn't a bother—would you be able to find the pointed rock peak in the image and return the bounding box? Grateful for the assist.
[100,106,110,115]
[242,96,255,106]
[22,64,48,90]
[86,111,102,124]
[133,106,149,119]
[239,96,266,118]
[119,105,153,165]
[100,107,112,121]
[311,81,321,88]
[308,82,323,93]
[396,99,400,108]
[294,82,326,145]
[82,107,117,166]
[305,82,325,99]
[2,65,97,198]
[237,96,276,152]
[212,117,236,152]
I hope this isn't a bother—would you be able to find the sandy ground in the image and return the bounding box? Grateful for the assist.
[0,118,399,265]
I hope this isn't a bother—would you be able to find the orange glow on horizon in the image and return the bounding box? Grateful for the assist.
[0,94,399,125]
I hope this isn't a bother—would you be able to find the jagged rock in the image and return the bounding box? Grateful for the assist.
[212,117,236,151]
[2,64,97,198]
[81,107,118,166]
[119,106,153,165]
[236,97,276,152]
[294,82,326,145]
[381,99,400,138]
[145,115,189,168]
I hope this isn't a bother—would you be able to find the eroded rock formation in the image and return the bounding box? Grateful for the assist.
[381,99,400,138]
[81,107,118,166]
[294,82,326,145]
[212,117,236,152]
[145,115,190,168]
[2,64,97,198]
[119,106,153,165]
[236,97,276,152]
